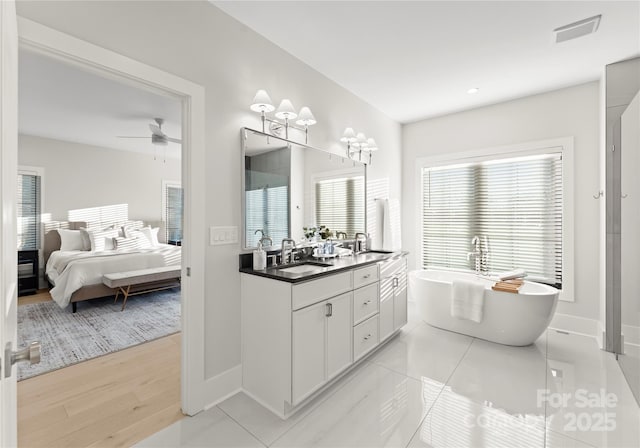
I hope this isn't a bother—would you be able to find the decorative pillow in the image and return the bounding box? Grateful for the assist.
[114,236,145,251]
[127,230,152,249]
[138,226,160,247]
[58,229,85,251]
[78,228,92,251]
[88,228,119,252]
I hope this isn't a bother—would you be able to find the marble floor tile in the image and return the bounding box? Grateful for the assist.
[272,363,434,447]
[217,362,367,446]
[134,406,264,448]
[369,321,473,384]
[545,331,640,448]
[446,335,548,416]
[407,388,546,448]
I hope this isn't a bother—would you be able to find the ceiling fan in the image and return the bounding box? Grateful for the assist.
[117,118,181,146]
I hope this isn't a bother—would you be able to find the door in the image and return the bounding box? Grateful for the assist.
[326,292,352,380]
[393,270,408,331]
[0,1,19,445]
[292,300,326,405]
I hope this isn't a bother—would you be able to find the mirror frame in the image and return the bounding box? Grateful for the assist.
[241,127,368,251]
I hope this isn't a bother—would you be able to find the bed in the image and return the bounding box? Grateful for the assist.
[43,221,181,311]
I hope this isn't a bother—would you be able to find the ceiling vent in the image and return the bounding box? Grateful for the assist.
[554,15,601,43]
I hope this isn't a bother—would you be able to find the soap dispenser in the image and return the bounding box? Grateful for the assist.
[253,240,267,270]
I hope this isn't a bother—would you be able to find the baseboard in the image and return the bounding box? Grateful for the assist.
[622,323,640,347]
[549,313,600,342]
[203,364,242,410]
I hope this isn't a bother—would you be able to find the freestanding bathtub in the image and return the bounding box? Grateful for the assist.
[409,270,559,346]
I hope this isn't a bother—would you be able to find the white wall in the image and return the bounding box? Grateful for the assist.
[16,1,402,383]
[18,134,181,222]
[403,82,600,321]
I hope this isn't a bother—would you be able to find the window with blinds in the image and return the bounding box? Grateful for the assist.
[315,176,365,238]
[163,183,183,244]
[17,173,41,251]
[421,152,563,287]
[245,185,289,247]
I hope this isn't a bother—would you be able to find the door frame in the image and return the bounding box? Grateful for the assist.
[16,17,207,415]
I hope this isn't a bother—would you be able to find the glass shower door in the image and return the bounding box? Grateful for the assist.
[619,89,640,405]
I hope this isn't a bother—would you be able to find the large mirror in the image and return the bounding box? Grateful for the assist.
[242,128,367,250]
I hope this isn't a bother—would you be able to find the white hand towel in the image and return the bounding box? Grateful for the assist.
[451,279,486,323]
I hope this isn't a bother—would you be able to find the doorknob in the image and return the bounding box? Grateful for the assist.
[4,341,41,378]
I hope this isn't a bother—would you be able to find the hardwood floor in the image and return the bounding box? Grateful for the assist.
[18,289,53,306]
[17,291,183,447]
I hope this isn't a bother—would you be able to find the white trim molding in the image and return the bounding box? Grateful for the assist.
[203,365,242,410]
[17,17,208,416]
[414,137,575,302]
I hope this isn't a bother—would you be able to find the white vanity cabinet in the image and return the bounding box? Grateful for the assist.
[241,254,407,419]
[379,256,409,342]
[292,291,352,405]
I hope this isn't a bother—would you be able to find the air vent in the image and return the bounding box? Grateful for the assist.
[554,14,601,43]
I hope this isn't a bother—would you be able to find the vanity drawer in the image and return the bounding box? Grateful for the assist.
[353,264,379,289]
[292,271,353,310]
[353,283,379,325]
[380,256,407,279]
[353,315,379,361]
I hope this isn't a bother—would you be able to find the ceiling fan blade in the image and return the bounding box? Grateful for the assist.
[117,136,152,139]
[149,123,165,137]
[166,137,182,144]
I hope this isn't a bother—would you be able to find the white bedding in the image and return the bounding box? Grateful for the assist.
[46,244,181,308]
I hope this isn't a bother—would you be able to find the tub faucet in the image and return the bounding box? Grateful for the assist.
[280,238,296,265]
[467,235,489,275]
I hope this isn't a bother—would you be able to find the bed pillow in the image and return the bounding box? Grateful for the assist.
[138,226,160,247]
[58,229,85,251]
[87,228,119,252]
[127,230,153,249]
[78,228,92,251]
[114,236,146,251]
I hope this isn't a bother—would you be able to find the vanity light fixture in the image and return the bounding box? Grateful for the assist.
[340,128,378,164]
[249,90,316,143]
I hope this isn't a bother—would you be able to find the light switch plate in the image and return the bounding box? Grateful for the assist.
[210,226,238,245]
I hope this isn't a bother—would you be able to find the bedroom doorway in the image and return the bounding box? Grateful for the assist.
[11,17,207,446]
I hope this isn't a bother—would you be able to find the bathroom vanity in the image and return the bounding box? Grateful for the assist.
[240,251,407,419]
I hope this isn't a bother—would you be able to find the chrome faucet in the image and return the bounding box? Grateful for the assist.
[254,229,272,248]
[335,231,347,240]
[467,235,489,275]
[280,238,296,265]
[355,232,368,253]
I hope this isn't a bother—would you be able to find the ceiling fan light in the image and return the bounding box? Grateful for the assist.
[250,89,275,113]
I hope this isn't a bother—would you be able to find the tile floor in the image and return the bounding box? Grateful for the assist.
[137,306,640,448]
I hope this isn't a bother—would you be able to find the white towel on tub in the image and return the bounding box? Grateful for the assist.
[451,279,485,323]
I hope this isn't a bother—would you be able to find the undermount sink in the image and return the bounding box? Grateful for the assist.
[276,262,330,274]
[363,250,395,254]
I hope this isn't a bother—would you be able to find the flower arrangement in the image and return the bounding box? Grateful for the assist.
[303,225,333,240]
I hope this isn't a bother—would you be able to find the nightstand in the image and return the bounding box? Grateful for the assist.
[18,250,39,296]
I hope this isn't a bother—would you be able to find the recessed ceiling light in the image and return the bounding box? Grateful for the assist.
[467,88,480,94]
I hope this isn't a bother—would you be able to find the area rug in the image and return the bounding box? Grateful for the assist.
[17,288,180,380]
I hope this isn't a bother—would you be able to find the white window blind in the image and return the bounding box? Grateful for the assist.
[422,153,563,287]
[315,176,365,238]
[245,185,289,247]
[164,184,183,243]
[17,173,41,251]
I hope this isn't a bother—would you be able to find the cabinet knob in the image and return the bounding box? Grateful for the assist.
[363,333,372,341]
[363,274,370,279]
[364,300,371,305]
